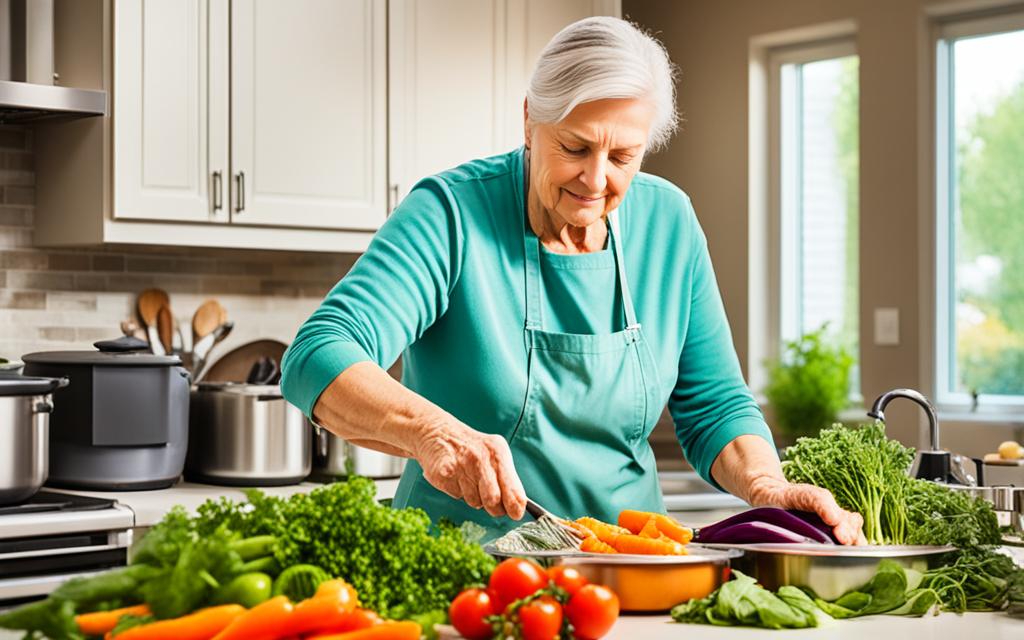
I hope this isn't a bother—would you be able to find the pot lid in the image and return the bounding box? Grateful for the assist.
[22,336,182,366]
[0,375,69,396]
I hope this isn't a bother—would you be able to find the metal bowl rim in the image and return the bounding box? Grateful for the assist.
[701,543,954,557]
[483,542,741,564]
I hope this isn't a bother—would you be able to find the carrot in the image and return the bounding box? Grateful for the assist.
[109,604,244,640]
[564,519,595,540]
[575,517,630,544]
[617,510,694,544]
[609,533,687,555]
[638,517,661,539]
[211,596,294,640]
[76,604,151,636]
[281,594,361,636]
[314,579,360,607]
[306,621,421,640]
[580,535,618,554]
[303,608,382,638]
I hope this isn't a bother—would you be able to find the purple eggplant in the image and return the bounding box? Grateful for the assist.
[695,507,836,544]
[696,520,816,544]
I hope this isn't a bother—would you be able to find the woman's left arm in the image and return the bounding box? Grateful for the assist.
[710,434,866,545]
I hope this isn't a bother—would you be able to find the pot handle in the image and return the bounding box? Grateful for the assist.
[314,423,329,460]
[33,400,53,414]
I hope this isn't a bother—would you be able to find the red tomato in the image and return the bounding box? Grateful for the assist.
[547,565,589,596]
[449,588,497,640]
[518,596,563,640]
[488,558,549,609]
[565,584,620,640]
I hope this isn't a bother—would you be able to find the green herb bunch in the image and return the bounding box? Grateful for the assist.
[782,421,1001,547]
[194,476,496,618]
[765,325,854,438]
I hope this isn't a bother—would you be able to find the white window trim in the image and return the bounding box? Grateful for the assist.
[928,6,1024,417]
[748,21,858,400]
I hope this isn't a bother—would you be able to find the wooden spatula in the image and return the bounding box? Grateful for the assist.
[137,288,170,355]
[157,305,174,355]
[192,299,227,347]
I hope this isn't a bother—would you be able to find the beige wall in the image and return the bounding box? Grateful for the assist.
[625,0,1024,455]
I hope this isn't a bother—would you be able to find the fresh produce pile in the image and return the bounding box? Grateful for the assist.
[781,421,1001,547]
[449,558,620,640]
[674,552,1024,628]
[492,509,693,555]
[0,476,493,639]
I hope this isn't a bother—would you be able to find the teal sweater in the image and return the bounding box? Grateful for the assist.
[281,148,772,492]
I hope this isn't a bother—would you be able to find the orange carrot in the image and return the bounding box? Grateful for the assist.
[314,579,361,607]
[109,605,244,640]
[211,596,294,640]
[564,519,595,540]
[303,608,382,638]
[76,604,151,636]
[575,517,630,544]
[638,517,661,539]
[618,510,694,544]
[580,535,618,554]
[305,621,421,640]
[609,533,687,555]
[281,593,361,636]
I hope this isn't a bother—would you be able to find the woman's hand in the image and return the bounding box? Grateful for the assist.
[746,476,867,545]
[414,419,528,520]
[711,434,867,545]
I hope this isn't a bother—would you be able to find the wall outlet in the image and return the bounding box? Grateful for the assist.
[874,307,900,346]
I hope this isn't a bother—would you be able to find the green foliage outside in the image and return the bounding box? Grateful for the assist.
[765,324,854,437]
[833,56,860,364]
[956,79,1024,396]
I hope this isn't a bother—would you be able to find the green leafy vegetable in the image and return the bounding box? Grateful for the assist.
[192,475,496,618]
[672,570,833,629]
[782,421,1001,546]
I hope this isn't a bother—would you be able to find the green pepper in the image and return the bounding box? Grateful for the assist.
[213,572,273,608]
[230,535,278,561]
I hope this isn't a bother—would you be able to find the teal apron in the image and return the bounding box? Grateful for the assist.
[393,173,666,535]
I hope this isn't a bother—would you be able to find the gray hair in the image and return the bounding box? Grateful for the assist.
[526,16,679,152]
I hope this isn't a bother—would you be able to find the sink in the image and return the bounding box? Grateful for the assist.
[658,470,747,512]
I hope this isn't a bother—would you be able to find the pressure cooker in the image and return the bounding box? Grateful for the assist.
[0,375,67,504]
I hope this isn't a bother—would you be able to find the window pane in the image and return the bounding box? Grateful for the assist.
[781,55,860,389]
[951,29,1024,397]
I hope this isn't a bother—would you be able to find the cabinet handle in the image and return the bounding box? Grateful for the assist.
[235,171,246,213]
[389,183,400,214]
[212,171,223,212]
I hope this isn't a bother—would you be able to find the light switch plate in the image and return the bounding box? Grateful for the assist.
[874,307,900,346]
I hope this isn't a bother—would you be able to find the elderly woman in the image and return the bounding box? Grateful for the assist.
[282,17,865,544]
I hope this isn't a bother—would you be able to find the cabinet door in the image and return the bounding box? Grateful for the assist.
[231,0,387,230]
[114,0,229,222]
[389,0,510,202]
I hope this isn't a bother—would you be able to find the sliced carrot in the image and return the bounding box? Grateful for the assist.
[280,593,361,636]
[580,535,618,554]
[110,605,245,640]
[651,513,694,544]
[77,604,151,636]
[306,621,421,640]
[211,596,294,640]
[303,609,382,638]
[563,519,595,540]
[609,533,687,555]
[575,517,630,544]
[617,509,653,534]
[638,517,662,539]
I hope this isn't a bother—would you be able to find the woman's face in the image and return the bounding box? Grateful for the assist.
[525,97,654,229]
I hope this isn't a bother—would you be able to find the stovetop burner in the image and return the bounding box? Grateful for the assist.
[0,491,116,517]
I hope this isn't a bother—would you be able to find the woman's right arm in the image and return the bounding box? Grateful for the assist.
[281,180,526,519]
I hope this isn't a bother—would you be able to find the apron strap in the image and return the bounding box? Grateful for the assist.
[609,210,640,332]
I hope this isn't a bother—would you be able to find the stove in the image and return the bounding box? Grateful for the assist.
[0,491,134,606]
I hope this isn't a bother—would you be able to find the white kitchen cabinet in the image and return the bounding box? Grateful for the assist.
[35,0,385,252]
[388,0,620,201]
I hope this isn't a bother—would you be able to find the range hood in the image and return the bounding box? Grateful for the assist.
[0,0,107,124]
[0,80,106,124]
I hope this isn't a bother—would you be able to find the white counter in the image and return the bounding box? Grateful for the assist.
[55,477,402,528]
[596,610,1022,638]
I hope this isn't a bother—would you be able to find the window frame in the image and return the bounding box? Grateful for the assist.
[932,8,1024,414]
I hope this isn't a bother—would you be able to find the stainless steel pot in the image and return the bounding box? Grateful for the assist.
[186,382,311,486]
[312,428,407,480]
[0,376,67,505]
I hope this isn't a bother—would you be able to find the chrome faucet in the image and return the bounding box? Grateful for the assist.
[867,388,940,451]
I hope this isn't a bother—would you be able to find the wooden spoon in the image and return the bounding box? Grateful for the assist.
[192,299,227,347]
[137,288,170,355]
[156,305,174,355]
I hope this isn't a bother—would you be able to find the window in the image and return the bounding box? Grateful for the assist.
[935,11,1024,408]
[769,41,861,395]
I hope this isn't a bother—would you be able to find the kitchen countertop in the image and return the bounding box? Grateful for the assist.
[54,477,402,528]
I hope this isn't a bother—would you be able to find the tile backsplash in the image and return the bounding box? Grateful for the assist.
[0,125,356,363]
